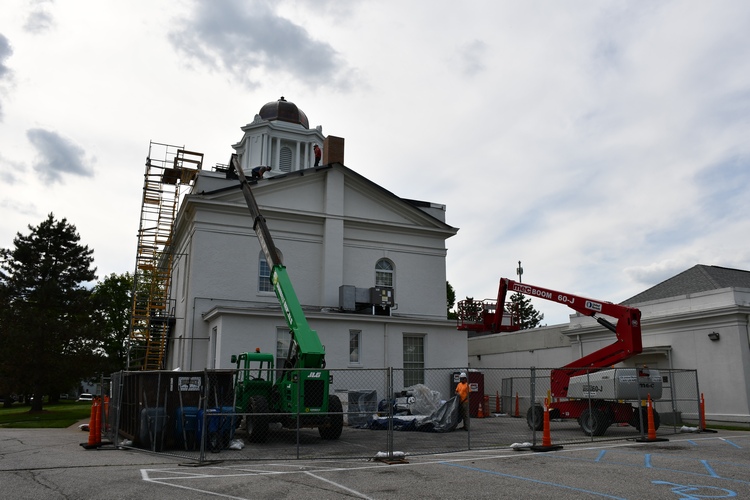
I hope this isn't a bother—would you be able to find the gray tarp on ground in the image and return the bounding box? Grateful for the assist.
[368,395,460,433]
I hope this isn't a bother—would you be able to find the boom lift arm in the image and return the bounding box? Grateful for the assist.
[459,278,642,398]
[458,277,654,436]
[229,157,342,442]
[231,155,326,370]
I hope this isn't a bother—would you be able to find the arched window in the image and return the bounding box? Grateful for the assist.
[258,249,282,292]
[375,259,394,288]
[279,146,292,172]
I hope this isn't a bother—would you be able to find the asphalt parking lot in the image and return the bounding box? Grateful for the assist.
[1,421,748,499]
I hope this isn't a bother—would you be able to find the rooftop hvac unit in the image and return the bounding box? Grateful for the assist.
[339,285,395,315]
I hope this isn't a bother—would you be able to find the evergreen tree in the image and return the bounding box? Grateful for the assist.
[509,292,545,329]
[0,214,100,411]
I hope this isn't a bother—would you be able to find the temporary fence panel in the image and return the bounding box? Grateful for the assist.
[104,367,702,463]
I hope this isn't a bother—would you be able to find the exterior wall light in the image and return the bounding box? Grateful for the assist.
[707,332,720,341]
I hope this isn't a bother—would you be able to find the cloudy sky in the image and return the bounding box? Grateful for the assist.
[1,0,749,325]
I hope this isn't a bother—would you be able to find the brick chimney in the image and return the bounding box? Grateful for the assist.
[323,136,344,165]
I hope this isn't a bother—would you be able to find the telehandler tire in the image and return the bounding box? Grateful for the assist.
[247,395,269,443]
[319,395,344,440]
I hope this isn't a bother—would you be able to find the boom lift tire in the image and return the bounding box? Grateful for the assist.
[318,395,344,440]
[629,406,661,432]
[526,404,544,431]
[580,407,610,436]
[246,395,270,443]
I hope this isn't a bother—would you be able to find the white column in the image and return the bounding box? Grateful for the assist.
[321,169,345,306]
[274,137,280,169]
[295,141,301,171]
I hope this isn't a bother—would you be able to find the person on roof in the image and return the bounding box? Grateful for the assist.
[313,144,322,167]
[251,166,272,180]
[455,372,470,431]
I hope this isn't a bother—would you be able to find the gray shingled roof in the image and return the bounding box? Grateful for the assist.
[623,265,750,305]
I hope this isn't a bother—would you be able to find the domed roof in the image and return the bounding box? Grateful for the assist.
[258,96,309,129]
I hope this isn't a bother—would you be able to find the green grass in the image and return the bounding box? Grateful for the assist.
[0,400,94,428]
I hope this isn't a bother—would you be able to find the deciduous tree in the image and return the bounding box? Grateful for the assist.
[446,281,457,320]
[92,272,133,374]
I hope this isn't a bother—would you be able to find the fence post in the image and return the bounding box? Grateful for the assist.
[296,367,302,459]
[530,367,536,444]
[387,367,394,458]
[199,369,208,463]
[635,367,644,439]
[669,368,678,432]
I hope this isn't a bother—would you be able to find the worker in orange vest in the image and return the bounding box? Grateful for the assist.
[455,372,470,431]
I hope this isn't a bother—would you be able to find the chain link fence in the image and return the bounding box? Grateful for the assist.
[102,366,702,463]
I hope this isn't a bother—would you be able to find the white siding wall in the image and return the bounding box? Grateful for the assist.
[168,164,460,376]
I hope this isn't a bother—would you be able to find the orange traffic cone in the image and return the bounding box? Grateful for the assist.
[495,391,501,414]
[477,401,485,418]
[635,393,669,443]
[530,398,562,452]
[514,392,520,417]
[85,398,101,448]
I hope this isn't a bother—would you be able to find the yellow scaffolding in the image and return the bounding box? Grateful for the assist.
[129,142,202,370]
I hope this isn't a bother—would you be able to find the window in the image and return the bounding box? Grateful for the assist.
[349,330,361,364]
[279,146,292,172]
[276,327,291,377]
[258,254,273,292]
[375,259,394,288]
[403,335,424,386]
[258,249,282,292]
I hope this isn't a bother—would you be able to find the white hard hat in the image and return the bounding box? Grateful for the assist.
[459,372,467,379]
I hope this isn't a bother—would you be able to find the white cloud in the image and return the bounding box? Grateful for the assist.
[24,0,55,34]
[0,0,749,327]
[168,0,359,91]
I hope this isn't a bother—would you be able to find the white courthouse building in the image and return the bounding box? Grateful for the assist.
[165,98,462,393]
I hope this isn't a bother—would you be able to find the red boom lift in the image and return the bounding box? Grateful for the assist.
[458,278,661,436]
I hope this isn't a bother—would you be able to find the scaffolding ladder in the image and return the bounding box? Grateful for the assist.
[129,142,203,370]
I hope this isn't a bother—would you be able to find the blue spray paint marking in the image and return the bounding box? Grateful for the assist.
[552,453,750,487]
[701,460,719,478]
[595,450,607,462]
[441,462,626,500]
[720,439,742,449]
[687,440,698,446]
[645,454,653,468]
[652,480,737,499]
